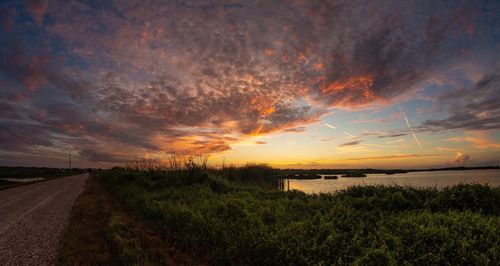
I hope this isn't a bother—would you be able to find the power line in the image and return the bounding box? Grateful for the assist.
[1,123,85,169]
[0,123,30,145]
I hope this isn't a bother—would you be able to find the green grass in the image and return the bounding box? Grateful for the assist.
[99,168,500,265]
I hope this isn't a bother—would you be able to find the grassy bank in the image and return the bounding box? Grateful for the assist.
[96,166,500,265]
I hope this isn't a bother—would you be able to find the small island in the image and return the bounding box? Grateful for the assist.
[341,173,367,178]
[284,173,321,180]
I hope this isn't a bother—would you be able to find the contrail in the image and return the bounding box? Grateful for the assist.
[399,106,424,152]
[323,123,337,129]
[343,131,355,138]
[324,122,356,138]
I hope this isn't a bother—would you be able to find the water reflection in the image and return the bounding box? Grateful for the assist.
[0,177,45,183]
[286,169,500,194]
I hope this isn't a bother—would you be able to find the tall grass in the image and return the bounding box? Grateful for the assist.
[124,155,207,172]
[122,156,277,187]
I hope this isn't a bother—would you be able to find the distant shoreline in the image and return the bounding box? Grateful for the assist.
[280,166,500,179]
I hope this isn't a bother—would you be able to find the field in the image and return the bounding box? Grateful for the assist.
[60,161,500,265]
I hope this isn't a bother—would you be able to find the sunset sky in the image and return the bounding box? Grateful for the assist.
[0,0,499,169]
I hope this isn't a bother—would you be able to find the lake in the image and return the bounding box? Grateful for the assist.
[0,177,45,183]
[285,169,500,194]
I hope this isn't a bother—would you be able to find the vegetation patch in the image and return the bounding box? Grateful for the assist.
[99,163,500,265]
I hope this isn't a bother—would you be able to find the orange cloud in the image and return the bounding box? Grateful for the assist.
[264,49,274,56]
[297,52,306,61]
[444,133,500,149]
[313,63,324,70]
[153,134,235,155]
[320,75,377,107]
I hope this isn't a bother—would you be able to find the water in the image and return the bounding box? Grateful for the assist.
[0,177,44,183]
[286,169,500,194]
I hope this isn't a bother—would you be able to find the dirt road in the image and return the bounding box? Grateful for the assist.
[0,173,88,265]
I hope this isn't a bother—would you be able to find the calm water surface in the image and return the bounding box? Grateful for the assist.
[0,177,44,183]
[286,169,500,194]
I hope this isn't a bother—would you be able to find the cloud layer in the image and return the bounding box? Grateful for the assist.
[0,0,498,165]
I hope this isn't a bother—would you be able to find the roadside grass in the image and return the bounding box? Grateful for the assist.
[58,174,198,265]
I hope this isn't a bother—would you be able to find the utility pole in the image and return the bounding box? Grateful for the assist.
[69,150,72,175]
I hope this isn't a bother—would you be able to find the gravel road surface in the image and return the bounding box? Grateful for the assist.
[0,173,88,265]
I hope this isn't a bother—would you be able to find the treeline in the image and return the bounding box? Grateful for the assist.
[0,166,85,179]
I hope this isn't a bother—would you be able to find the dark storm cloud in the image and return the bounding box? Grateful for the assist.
[422,73,500,130]
[0,0,498,165]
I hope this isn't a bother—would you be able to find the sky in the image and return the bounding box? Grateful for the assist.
[0,0,499,169]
